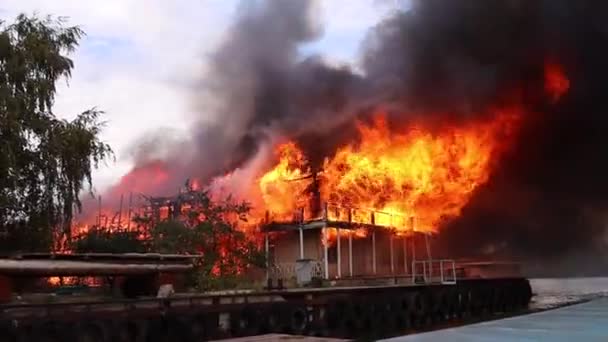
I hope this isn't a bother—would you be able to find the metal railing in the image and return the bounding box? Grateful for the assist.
[264,202,414,231]
[411,259,456,285]
[268,261,324,281]
[325,203,411,229]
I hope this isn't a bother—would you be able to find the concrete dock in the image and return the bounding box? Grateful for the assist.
[214,335,347,341]
[381,297,608,342]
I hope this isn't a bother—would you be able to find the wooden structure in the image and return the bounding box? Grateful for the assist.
[261,202,451,284]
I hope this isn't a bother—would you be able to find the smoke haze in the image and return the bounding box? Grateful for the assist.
[100,0,608,275]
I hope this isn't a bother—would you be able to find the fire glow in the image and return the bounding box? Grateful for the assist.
[258,109,520,235]
[70,60,570,248]
[545,61,570,102]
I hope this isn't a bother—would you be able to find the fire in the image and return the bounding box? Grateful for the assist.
[545,61,570,102]
[322,112,517,233]
[326,227,368,242]
[258,109,520,235]
[259,142,311,219]
[112,160,170,194]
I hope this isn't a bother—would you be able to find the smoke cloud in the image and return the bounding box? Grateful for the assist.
[103,0,608,274]
[385,0,608,274]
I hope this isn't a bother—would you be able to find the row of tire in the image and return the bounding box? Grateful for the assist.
[0,281,532,341]
[0,304,309,342]
[324,282,533,338]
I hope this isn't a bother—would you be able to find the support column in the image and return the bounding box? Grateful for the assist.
[410,217,416,279]
[403,236,408,274]
[323,226,329,279]
[265,233,269,281]
[390,235,394,274]
[298,227,304,259]
[411,234,416,280]
[372,230,377,275]
[336,228,341,278]
[425,233,432,280]
[348,232,353,277]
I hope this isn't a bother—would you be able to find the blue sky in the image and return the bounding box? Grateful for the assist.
[1,0,405,191]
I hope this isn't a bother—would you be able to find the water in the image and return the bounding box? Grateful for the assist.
[529,277,608,310]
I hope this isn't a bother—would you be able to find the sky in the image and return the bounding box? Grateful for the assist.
[0,0,404,192]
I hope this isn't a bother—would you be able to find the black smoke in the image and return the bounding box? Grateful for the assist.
[387,0,608,275]
[125,0,608,274]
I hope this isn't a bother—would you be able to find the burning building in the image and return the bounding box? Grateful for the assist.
[255,110,518,281]
[74,0,608,277]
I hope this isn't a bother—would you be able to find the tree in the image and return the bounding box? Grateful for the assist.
[148,220,197,254]
[147,185,266,290]
[72,228,147,254]
[0,15,112,252]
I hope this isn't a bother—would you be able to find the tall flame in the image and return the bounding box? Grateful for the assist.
[258,108,520,235]
[69,60,570,250]
[259,142,311,218]
[321,111,518,233]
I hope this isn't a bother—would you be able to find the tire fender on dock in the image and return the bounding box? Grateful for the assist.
[188,314,208,341]
[75,321,109,342]
[230,306,263,337]
[407,291,430,327]
[392,295,412,330]
[457,288,473,318]
[29,321,73,342]
[261,304,282,333]
[0,321,17,342]
[112,319,145,342]
[284,306,308,335]
[433,289,450,321]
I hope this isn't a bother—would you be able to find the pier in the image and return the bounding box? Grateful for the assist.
[381,297,608,341]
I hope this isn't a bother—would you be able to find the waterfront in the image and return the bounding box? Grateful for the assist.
[530,277,608,310]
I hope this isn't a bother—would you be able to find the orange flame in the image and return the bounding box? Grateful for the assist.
[259,142,311,220]
[258,108,520,236]
[326,227,369,242]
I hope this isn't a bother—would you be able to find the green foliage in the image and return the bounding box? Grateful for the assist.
[146,186,266,291]
[149,220,197,254]
[0,14,112,252]
[72,227,147,253]
[70,185,266,291]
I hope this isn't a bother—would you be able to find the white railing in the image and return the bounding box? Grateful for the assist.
[268,260,324,281]
[325,203,411,229]
[269,262,296,280]
[412,259,456,285]
[264,203,413,230]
